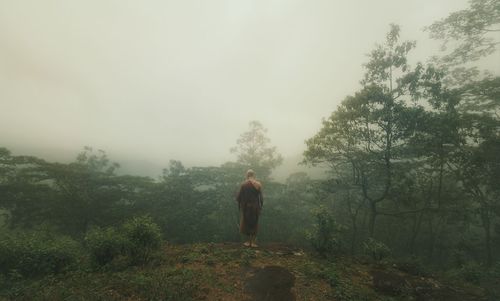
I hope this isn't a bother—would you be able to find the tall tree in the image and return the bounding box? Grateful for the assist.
[230,121,283,180]
[42,147,150,236]
[304,24,422,237]
[427,0,500,65]
[427,0,500,266]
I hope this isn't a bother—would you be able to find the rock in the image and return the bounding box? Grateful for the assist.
[244,265,296,301]
[371,270,409,295]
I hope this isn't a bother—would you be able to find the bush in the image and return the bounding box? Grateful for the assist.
[363,238,391,262]
[459,262,483,284]
[123,216,162,264]
[445,261,484,285]
[85,227,129,267]
[308,206,347,257]
[491,261,500,278]
[0,230,80,278]
[85,216,162,267]
[393,256,430,277]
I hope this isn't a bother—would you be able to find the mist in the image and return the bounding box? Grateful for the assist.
[3,0,496,179]
[1,1,500,299]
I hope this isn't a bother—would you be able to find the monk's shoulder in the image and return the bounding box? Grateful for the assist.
[254,180,262,190]
[240,180,252,188]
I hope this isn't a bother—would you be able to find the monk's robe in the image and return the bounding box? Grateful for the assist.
[236,179,263,236]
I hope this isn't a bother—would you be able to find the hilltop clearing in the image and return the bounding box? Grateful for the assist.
[1,243,489,301]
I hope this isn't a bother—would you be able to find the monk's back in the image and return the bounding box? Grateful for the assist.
[238,180,261,205]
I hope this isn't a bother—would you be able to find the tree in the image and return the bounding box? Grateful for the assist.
[427,0,500,266]
[0,148,52,228]
[304,24,422,238]
[41,147,152,237]
[427,0,500,65]
[230,121,283,180]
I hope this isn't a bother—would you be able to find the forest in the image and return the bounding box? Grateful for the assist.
[0,0,499,300]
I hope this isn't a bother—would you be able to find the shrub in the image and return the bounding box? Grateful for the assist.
[123,216,162,264]
[363,238,391,261]
[308,206,347,257]
[85,216,162,267]
[459,262,483,284]
[319,263,371,300]
[445,261,484,285]
[0,230,80,278]
[85,227,129,267]
[491,261,500,278]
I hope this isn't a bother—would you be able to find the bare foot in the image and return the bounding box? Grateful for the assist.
[244,242,250,247]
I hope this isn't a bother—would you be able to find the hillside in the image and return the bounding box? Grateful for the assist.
[1,243,489,301]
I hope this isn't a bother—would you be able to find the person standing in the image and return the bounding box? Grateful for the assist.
[236,169,263,247]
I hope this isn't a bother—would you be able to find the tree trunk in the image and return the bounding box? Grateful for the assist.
[368,201,377,238]
[409,210,424,254]
[480,208,492,266]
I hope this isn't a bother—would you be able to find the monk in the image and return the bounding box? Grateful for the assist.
[236,169,263,247]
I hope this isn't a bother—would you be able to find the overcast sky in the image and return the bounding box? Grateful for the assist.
[1,0,497,173]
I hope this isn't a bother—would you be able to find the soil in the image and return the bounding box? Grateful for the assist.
[244,265,296,301]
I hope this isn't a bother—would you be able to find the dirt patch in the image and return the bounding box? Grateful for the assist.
[244,265,296,301]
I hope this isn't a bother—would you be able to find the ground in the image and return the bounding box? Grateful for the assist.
[0,242,490,300]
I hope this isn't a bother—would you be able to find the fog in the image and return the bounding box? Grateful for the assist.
[0,0,496,178]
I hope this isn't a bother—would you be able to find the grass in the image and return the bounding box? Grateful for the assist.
[0,242,490,301]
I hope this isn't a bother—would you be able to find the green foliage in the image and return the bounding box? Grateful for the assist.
[85,227,129,267]
[0,230,80,278]
[459,262,484,284]
[309,207,346,257]
[85,216,162,267]
[446,262,484,285]
[318,263,376,301]
[3,267,200,301]
[0,3,498,292]
[122,215,162,264]
[230,120,283,180]
[491,261,500,278]
[427,0,500,64]
[363,238,391,262]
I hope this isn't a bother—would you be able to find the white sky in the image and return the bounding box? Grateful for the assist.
[0,0,497,173]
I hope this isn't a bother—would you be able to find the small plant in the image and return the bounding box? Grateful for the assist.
[85,216,163,267]
[363,238,391,262]
[491,261,500,278]
[85,227,129,267]
[445,261,484,285]
[308,206,347,257]
[123,216,162,264]
[0,230,80,277]
[459,262,483,284]
[319,263,358,300]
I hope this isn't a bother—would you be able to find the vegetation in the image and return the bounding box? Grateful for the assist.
[0,1,498,299]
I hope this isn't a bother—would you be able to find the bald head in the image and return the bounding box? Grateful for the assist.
[246,169,256,179]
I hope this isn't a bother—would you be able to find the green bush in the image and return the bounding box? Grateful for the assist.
[0,230,80,278]
[123,216,162,263]
[459,262,483,284]
[85,216,162,267]
[85,227,129,267]
[445,261,484,285]
[363,238,391,262]
[491,261,500,278]
[308,206,346,257]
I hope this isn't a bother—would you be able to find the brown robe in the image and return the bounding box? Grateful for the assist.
[236,179,263,236]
